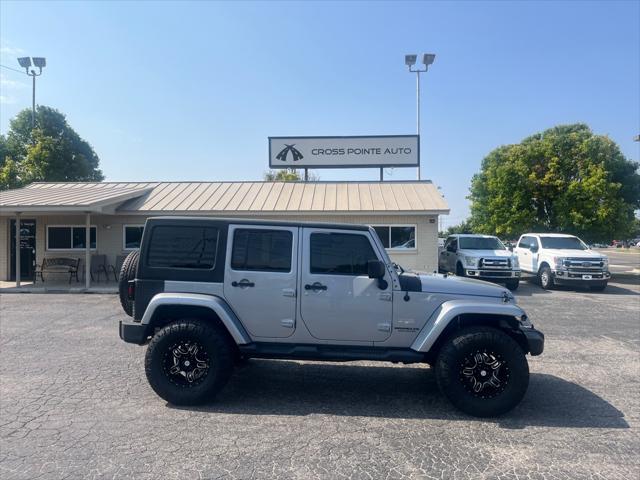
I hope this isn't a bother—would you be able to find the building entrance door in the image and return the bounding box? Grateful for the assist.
[10,219,37,281]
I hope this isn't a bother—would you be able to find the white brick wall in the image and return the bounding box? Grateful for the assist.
[1,213,440,280]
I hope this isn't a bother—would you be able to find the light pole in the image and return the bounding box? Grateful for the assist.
[17,57,46,129]
[405,53,435,180]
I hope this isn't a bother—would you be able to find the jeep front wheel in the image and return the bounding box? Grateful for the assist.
[145,319,234,405]
[435,327,529,417]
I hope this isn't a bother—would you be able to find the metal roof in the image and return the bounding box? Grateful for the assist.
[0,181,449,215]
[0,183,154,213]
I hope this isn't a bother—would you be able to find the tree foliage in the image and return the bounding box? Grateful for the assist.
[263,169,319,181]
[469,124,640,242]
[0,106,104,190]
[440,220,474,237]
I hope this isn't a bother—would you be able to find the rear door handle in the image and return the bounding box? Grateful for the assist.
[304,282,327,292]
[231,279,255,288]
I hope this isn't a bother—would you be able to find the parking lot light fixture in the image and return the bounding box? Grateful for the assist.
[16,56,46,129]
[405,54,417,67]
[17,57,32,70]
[405,52,436,180]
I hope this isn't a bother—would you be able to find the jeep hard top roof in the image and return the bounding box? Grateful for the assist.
[144,216,371,231]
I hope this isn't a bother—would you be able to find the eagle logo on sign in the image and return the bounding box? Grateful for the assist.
[276,144,304,162]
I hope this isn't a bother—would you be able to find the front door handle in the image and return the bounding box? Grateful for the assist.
[304,282,327,292]
[231,279,255,288]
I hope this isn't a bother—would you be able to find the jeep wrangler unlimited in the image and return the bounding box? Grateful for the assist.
[119,217,544,417]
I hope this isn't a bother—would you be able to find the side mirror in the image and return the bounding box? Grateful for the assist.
[367,260,388,290]
[367,260,385,279]
[530,245,538,253]
[508,245,514,252]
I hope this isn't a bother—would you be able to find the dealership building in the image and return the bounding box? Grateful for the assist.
[0,180,449,286]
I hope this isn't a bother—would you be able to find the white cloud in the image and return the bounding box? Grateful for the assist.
[0,74,27,89]
[0,44,25,56]
[0,95,17,104]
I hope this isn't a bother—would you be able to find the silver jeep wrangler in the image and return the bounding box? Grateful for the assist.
[119,217,544,417]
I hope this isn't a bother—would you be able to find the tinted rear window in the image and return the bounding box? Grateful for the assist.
[147,226,219,269]
[231,229,293,272]
[310,233,377,275]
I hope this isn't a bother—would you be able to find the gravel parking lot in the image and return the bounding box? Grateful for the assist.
[1,277,639,480]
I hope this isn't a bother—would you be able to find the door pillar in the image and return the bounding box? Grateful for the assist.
[15,212,21,287]
[85,212,91,289]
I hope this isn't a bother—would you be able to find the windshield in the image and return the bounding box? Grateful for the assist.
[458,237,505,250]
[540,236,587,250]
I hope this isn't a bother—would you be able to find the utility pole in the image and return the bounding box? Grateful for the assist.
[405,53,435,180]
[17,57,46,129]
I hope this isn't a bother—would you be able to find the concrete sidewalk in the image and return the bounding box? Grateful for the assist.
[0,279,118,293]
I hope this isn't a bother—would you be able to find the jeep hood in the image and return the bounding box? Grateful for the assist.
[413,273,511,299]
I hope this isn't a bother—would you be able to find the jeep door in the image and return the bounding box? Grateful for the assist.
[224,225,297,338]
[300,228,392,342]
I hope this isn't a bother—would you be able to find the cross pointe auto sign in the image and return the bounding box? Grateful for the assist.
[268,135,419,169]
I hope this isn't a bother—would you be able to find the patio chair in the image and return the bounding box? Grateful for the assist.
[109,254,127,281]
[90,254,110,282]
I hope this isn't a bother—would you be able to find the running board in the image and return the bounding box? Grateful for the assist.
[238,342,426,363]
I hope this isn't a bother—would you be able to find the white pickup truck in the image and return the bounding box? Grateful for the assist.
[514,233,610,291]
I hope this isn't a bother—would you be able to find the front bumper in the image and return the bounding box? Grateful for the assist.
[119,320,150,345]
[552,269,610,284]
[465,269,520,280]
[521,327,544,356]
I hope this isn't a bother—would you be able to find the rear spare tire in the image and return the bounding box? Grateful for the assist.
[118,250,139,317]
[435,326,529,417]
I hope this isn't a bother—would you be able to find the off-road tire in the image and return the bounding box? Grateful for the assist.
[145,319,234,405]
[590,281,608,292]
[118,250,139,317]
[435,326,529,417]
[505,279,520,291]
[538,265,554,290]
[456,262,465,277]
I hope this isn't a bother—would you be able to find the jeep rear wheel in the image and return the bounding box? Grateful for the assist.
[435,327,529,417]
[145,319,234,405]
[538,265,554,290]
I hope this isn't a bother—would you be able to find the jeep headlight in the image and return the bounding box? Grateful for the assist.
[463,256,478,267]
[601,257,608,268]
[512,256,520,268]
[553,256,565,269]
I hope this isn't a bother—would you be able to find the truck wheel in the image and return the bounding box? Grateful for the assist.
[456,263,465,277]
[118,251,139,317]
[538,265,554,290]
[505,279,519,291]
[590,281,608,292]
[435,327,529,417]
[145,319,234,405]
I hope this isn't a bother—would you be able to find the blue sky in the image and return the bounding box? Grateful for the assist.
[1,0,638,227]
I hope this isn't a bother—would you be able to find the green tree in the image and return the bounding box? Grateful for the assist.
[468,124,640,242]
[0,106,104,190]
[440,220,474,237]
[263,169,319,181]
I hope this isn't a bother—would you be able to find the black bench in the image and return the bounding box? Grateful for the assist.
[35,257,81,283]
